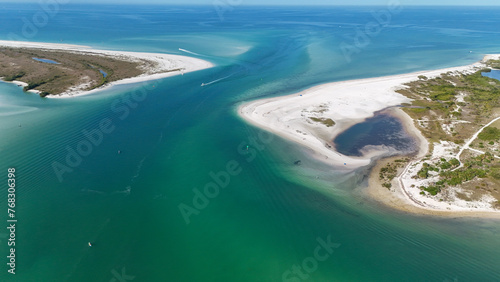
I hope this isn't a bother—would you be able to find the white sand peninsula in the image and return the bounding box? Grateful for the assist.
[239,62,482,168]
[240,55,500,217]
[0,40,213,98]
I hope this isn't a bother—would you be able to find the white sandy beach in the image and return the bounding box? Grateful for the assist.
[0,40,214,98]
[239,60,484,168]
[366,111,500,219]
[10,80,41,95]
[239,55,500,216]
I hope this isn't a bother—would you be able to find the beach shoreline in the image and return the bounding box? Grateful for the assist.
[238,59,485,168]
[0,40,214,98]
[366,108,500,219]
[239,55,500,217]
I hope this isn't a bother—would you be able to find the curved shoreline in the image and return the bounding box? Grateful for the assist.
[239,55,500,218]
[367,109,500,219]
[0,40,214,98]
[238,60,484,168]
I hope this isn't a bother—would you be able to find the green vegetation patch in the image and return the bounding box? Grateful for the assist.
[400,68,500,145]
[397,65,500,201]
[2,71,25,81]
[421,185,441,196]
[419,154,496,194]
[309,117,335,127]
[478,126,500,141]
[379,158,409,189]
[486,59,500,69]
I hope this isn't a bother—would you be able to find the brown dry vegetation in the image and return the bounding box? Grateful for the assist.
[380,59,500,206]
[400,62,500,142]
[0,47,150,96]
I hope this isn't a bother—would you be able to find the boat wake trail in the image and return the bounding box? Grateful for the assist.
[178,48,203,56]
[201,74,233,87]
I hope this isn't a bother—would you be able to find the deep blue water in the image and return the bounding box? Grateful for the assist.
[334,113,416,157]
[32,57,60,64]
[1,4,500,282]
[99,69,108,78]
[483,69,500,81]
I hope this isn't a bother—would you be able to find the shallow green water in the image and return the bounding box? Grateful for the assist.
[1,4,500,282]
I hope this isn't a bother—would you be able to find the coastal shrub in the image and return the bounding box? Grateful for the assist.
[490,168,500,180]
[478,127,500,141]
[407,70,500,125]
[449,158,460,166]
[408,107,428,113]
[427,84,456,101]
[487,60,500,69]
[401,70,500,190]
[382,183,392,189]
[441,167,488,186]
[3,71,26,81]
[434,92,455,101]
[379,163,400,182]
[424,185,440,195]
[309,117,335,127]
[417,163,441,177]
[24,82,42,91]
[447,177,461,186]
[417,168,429,178]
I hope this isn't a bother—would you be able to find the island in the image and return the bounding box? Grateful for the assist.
[0,40,213,97]
[239,54,500,217]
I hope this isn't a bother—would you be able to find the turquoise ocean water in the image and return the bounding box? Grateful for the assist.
[1,4,500,281]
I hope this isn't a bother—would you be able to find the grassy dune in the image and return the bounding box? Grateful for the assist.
[0,47,148,96]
